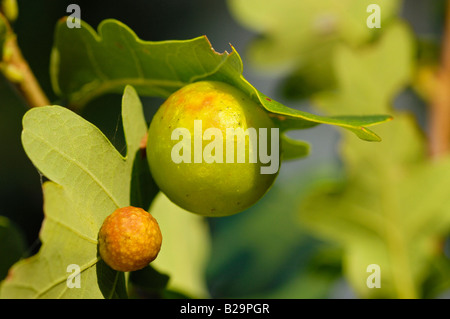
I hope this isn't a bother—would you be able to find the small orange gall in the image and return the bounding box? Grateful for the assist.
[98,206,162,272]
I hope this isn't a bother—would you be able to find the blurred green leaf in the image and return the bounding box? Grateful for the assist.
[206,167,341,298]
[150,192,211,299]
[50,18,391,144]
[257,245,343,299]
[1,0,18,22]
[0,216,26,281]
[228,0,401,99]
[228,0,401,67]
[0,86,146,298]
[281,53,336,100]
[313,22,414,115]
[0,13,9,60]
[0,14,5,35]
[300,138,450,298]
[299,23,450,298]
[411,38,440,102]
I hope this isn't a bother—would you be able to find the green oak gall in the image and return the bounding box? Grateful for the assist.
[98,206,162,272]
[147,81,280,217]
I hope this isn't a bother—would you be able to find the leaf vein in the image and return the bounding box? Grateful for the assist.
[27,130,122,209]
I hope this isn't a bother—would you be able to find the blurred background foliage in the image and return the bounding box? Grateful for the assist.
[0,0,449,298]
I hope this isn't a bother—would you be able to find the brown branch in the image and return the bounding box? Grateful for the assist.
[429,0,450,158]
[1,12,49,108]
[3,35,50,108]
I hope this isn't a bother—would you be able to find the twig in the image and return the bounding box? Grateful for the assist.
[0,13,50,108]
[4,36,50,107]
[429,0,450,158]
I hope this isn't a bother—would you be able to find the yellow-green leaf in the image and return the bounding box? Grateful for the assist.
[0,86,147,298]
